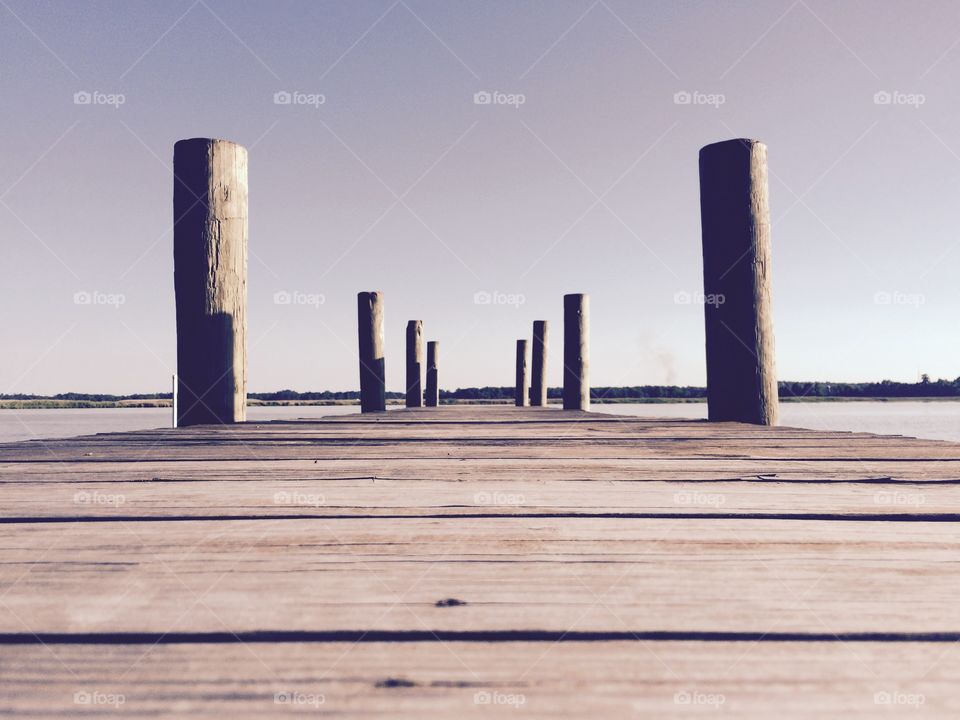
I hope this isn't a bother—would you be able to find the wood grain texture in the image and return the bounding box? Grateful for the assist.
[173,138,248,426]
[425,342,439,408]
[563,294,589,410]
[0,405,957,717]
[406,320,423,408]
[531,320,548,406]
[357,292,386,412]
[699,138,778,425]
[515,339,529,407]
[2,642,956,718]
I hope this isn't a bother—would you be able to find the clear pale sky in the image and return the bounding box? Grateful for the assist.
[2,0,958,394]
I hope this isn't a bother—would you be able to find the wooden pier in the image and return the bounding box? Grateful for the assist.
[1,405,959,716]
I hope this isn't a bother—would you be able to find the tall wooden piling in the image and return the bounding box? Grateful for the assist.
[515,339,529,407]
[563,294,589,411]
[357,291,386,413]
[425,341,439,407]
[531,321,548,406]
[406,320,423,408]
[173,138,248,426]
[699,138,778,425]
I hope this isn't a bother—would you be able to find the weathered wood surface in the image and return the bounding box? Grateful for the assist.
[405,320,423,408]
[531,320,548,406]
[173,138,248,426]
[0,406,958,717]
[2,641,957,718]
[3,641,957,718]
[425,342,439,408]
[357,291,386,413]
[699,138,778,425]
[515,339,529,407]
[563,294,589,410]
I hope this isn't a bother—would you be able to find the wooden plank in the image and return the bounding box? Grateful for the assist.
[5,456,960,482]
[1,517,957,635]
[1,641,956,718]
[0,478,954,518]
[4,440,958,463]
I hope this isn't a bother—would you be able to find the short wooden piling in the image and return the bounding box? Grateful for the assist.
[173,138,248,426]
[515,339,529,407]
[531,321,548,406]
[406,320,423,408]
[357,291,386,413]
[699,138,778,425]
[425,341,439,407]
[563,294,589,411]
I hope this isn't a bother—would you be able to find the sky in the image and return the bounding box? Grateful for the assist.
[2,0,960,395]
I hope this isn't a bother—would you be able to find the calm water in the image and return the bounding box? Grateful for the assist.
[1,401,959,443]
[595,401,960,442]
[0,405,360,444]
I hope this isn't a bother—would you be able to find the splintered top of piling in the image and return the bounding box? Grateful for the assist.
[174,138,246,151]
[699,138,765,156]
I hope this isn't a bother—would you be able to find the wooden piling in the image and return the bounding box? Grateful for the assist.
[357,291,386,413]
[173,138,248,426]
[515,340,529,407]
[563,294,589,411]
[425,341,439,407]
[699,139,778,425]
[406,320,423,408]
[531,321,548,407]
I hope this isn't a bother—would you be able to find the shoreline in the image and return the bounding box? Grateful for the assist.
[3,396,960,410]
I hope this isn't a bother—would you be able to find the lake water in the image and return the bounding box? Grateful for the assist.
[0,401,958,444]
[596,401,960,442]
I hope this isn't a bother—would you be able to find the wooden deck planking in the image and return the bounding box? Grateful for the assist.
[0,517,957,634]
[3,641,958,718]
[0,405,958,717]
[1,478,957,518]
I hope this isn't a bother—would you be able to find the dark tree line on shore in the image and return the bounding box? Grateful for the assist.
[436,386,708,400]
[6,376,960,402]
[778,376,960,398]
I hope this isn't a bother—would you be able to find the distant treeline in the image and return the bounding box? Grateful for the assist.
[250,390,408,401]
[443,379,960,399]
[4,377,960,402]
[779,376,960,398]
[436,386,707,400]
[0,391,401,402]
[0,392,170,402]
